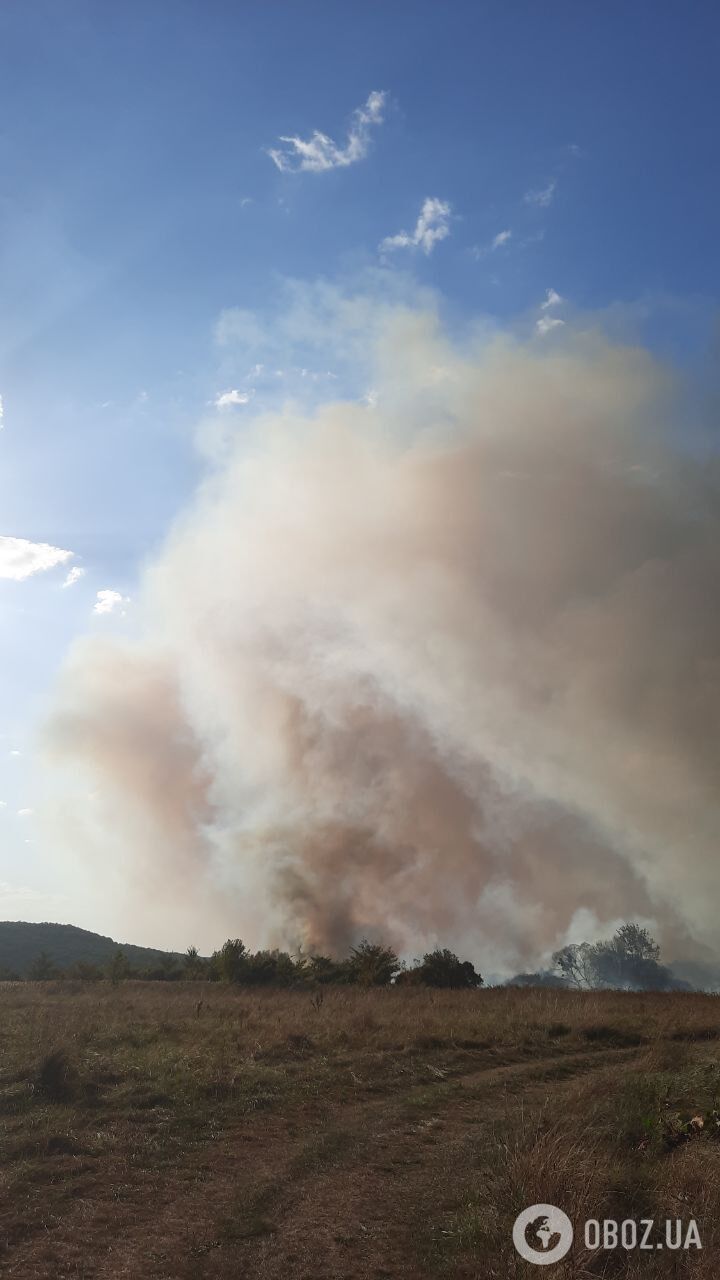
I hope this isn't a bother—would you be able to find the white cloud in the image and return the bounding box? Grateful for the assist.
[536,315,565,335]
[536,287,566,333]
[541,287,563,309]
[524,179,556,207]
[94,589,130,616]
[17,808,33,818]
[0,394,4,428]
[0,536,73,581]
[268,90,387,174]
[473,228,513,259]
[213,388,253,410]
[380,197,452,256]
[0,801,6,808]
[357,91,385,125]
[62,566,86,588]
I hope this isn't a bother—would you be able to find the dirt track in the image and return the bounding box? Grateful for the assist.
[4,1045,642,1280]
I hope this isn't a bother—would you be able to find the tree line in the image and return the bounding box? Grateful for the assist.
[10,923,691,991]
[15,939,484,989]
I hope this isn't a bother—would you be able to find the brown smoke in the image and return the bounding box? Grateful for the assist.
[43,310,720,971]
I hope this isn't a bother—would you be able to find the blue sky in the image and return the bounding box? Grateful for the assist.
[1,0,719,938]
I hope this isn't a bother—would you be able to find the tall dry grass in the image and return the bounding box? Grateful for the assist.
[2,982,720,1277]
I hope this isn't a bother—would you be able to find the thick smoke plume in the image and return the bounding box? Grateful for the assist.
[43,308,720,972]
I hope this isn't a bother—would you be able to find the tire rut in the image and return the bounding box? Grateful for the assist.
[3,1043,643,1280]
[232,1045,643,1280]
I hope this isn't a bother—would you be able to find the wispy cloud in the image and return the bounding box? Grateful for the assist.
[536,316,565,335]
[541,287,563,310]
[0,536,73,581]
[0,394,4,429]
[536,287,565,335]
[62,566,86,588]
[268,90,387,174]
[380,197,452,255]
[213,388,253,410]
[524,179,556,208]
[94,589,130,616]
[472,228,513,259]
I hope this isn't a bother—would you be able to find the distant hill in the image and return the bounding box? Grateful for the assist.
[0,921,186,978]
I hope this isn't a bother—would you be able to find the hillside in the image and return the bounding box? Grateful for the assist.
[0,921,185,978]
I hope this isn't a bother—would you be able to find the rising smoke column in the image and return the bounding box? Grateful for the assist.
[43,308,720,971]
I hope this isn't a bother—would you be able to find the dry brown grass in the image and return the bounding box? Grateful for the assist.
[1,981,720,1277]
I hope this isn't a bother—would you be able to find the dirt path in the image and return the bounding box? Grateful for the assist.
[225,1047,639,1280]
[3,1046,640,1280]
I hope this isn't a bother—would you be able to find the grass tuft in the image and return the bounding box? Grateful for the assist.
[36,1049,78,1103]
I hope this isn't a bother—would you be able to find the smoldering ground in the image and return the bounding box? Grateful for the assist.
[42,304,720,973]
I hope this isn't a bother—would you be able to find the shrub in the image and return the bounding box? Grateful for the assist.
[66,960,103,981]
[506,971,568,988]
[345,939,401,986]
[107,950,134,984]
[411,948,483,989]
[304,954,347,984]
[28,951,58,981]
[183,946,207,979]
[36,1049,79,1103]
[213,938,248,983]
[244,949,297,986]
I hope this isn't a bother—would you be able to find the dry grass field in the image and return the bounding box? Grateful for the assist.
[2,982,720,1278]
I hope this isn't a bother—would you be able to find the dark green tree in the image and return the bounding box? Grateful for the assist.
[107,949,133,985]
[413,948,483,989]
[28,950,58,981]
[244,949,298,985]
[183,945,204,979]
[304,953,347,984]
[346,939,401,987]
[214,938,248,983]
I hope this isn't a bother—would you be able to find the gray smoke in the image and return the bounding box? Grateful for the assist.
[43,307,720,972]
